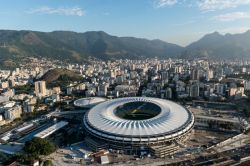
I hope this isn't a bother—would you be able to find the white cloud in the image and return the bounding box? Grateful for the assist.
[154,0,178,8]
[197,0,250,11]
[27,6,85,16]
[213,12,250,21]
[153,0,250,11]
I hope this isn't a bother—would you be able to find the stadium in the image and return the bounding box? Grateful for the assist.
[83,97,194,157]
[74,97,107,108]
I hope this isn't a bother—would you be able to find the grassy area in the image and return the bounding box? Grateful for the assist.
[14,84,34,94]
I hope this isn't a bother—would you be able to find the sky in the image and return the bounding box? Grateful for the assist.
[1,0,250,46]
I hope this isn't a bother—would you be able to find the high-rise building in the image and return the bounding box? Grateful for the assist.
[23,98,37,113]
[215,83,225,95]
[16,68,20,74]
[109,69,116,78]
[174,66,183,73]
[67,87,73,95]
[190,84,199,98]
[166,88,172,99]
[130,64,136,71]
[161,71,169,83]
[191,68,201,80]
[4,106,22,120]
[77,83,86,90]
[116,75,124,84]
[8,79,16,88]
[242,67,247,73]
[245,81,250,90]
[35,81,47,97]
[229,88,237,97]
[98,83,109,96]
[206,69,214,81]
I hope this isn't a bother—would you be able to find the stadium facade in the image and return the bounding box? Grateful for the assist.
[83,97,194,157]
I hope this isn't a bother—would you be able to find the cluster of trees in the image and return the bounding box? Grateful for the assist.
[243,107,250,118]
[14,84,34,94]
[44,160,53,166]
[24,137,56,156]
[16,138,56,164]
[0,152,13,164]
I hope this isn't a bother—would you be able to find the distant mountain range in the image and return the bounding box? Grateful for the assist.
[182,30,250,59]
[0,30,250,68]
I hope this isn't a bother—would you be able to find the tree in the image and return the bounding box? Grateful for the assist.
[24,138,56,156]
[243,107,250,118]
[15,153,39,164]
[44,160,53,166]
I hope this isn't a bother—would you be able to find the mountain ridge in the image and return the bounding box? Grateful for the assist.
[0,30,185,69]
[0,29,250,69]
[182,30,250,59]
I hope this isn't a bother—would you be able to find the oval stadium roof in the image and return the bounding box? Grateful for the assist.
[84,97,194,140]
[74,97,107,108]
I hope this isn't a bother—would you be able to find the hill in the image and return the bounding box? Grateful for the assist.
[39,68,82,83]
[182,30,250,59]
[0,30,183,69]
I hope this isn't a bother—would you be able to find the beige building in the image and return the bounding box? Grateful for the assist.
[229,87,245,97]
[53,87,61,94]
[206,69,214,81]
[0,82,9,89]
[35,81,47,97]
[229,87,237,97]
[77,83,86,90]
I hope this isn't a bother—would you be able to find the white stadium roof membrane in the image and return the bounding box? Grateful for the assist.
[84,97,194,142]
[74,97,107,108]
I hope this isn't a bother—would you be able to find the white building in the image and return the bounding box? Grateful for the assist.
[23,97,37,113]
[244,81,250,90]
[205,69,214,81]
[98,83,109,96]
[4,106,22,120]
